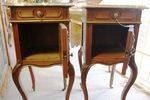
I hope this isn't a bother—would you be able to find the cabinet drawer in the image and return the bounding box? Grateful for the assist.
[10,7,68,21]
[87,8,141,23]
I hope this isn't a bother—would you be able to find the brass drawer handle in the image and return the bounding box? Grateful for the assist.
[113,12,119,18]
[113,12,129,27]
[33,8,45,18]
[36,10,44,18]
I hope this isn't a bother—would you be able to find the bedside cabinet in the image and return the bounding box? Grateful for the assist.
[7,4,74,100]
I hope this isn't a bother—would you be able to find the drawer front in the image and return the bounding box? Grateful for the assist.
[45,8,63,18]
[87,8,141,23]
[16,8,35,18]
[10,7,68,21]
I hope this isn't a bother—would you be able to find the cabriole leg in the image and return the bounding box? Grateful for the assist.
[109,64,116,88]
[81,64,92,100]
[28,66,35,91]
[121,56,138,100]
[12,64,27,100]
[65,61,75,100]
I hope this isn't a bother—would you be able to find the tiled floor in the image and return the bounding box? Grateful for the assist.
[3,46,150,100]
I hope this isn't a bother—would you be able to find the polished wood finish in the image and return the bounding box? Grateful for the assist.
[121,55,138,100]
[8,4,74,100]
[65,61,75,100]
[109,64,116,88]
[10,7,69,21]
[86,8,141,24]
[72,5,145,100]
[28,66,35,91]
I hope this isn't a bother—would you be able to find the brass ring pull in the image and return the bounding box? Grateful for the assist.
[113,12,129,28]
[36,10,44,18]
[36,10,42,17]
[33,8,45,18]
[113,12,119,18]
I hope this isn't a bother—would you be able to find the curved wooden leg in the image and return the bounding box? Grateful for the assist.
[122,61,129,75]
[109,64,116,88]
[62,62,68,91]
[65,61,75,100]
[108,65,111,73]
[78,48,83,88]
[12,64,27,100]
[121,56,138,100]
[78,48,83,72]
[62,77,67,91]
[28,66,35,91]
[81,64,92,100]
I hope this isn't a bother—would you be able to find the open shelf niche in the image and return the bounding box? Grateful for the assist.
[92,24,129,58]
[18,23,60,61]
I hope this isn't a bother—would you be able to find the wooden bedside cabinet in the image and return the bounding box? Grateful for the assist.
[71,5,146,100]
[6,4,74,100]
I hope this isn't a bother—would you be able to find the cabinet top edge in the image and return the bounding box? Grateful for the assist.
[3,3,73,7]
[81,4,148,10]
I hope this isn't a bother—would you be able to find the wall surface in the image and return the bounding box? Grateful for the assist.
[0,14,9,98]
[0,0,11,97]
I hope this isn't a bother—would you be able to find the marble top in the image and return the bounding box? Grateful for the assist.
[82,4,147,9]
[4,3,148,9]
[4,3,73,7]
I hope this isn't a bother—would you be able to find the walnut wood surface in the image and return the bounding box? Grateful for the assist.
[73,6,143,100]
[9,6,69,22]
[9,5,73,100]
